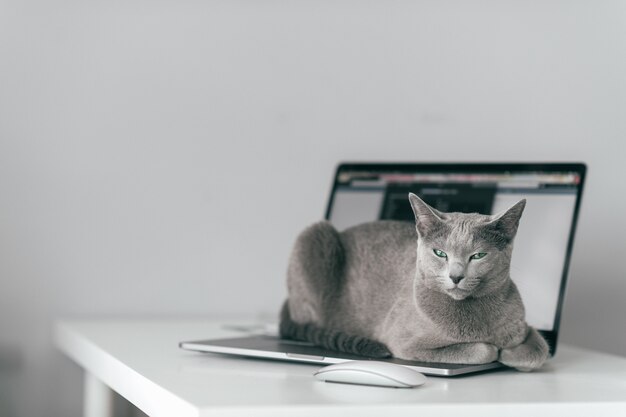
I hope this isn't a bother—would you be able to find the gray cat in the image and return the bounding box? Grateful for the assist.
[280,193,549,371]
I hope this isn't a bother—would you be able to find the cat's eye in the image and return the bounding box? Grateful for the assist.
[470,252,487,260]
[433,249,448,258]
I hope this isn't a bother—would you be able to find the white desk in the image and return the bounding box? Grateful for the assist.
[54,319,626,417]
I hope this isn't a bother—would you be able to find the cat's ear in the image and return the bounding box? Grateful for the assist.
[488,199,526,240]
[408,193,444,237]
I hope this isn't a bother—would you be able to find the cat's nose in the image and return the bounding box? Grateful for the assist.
[449,274,465,284]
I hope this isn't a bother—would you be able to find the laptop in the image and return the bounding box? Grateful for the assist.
[181,162,587,376]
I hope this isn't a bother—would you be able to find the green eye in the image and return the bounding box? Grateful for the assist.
[470,252,487,260]
[433,249,448,258]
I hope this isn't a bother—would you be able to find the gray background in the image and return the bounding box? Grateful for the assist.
[1,1,625,416]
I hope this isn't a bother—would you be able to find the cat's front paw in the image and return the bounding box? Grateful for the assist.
[467,342,499,364]
[499,328,549,371]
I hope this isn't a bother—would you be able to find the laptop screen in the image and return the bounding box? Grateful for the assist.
[326,164,585,337]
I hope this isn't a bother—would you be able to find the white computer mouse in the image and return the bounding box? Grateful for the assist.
[313,361,427,388]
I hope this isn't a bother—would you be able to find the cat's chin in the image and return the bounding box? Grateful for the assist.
[445,288,470,300]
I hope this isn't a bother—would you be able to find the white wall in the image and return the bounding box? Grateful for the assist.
[0,1,624,416]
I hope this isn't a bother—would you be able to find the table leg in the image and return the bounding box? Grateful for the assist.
[83,372,114,417]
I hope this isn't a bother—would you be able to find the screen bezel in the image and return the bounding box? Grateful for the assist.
[324,162,587,356]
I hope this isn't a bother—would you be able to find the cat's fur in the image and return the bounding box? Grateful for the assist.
[280,193,549,371]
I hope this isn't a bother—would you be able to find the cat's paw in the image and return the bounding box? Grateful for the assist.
[500,344,547,371]
[499,328,549,371]
[467,342,499,364]
[395,342,498,364]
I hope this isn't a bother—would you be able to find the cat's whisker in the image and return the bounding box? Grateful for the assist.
[510,265,524,274]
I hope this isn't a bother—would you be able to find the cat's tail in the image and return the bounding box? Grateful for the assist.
[279,302,392,358]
